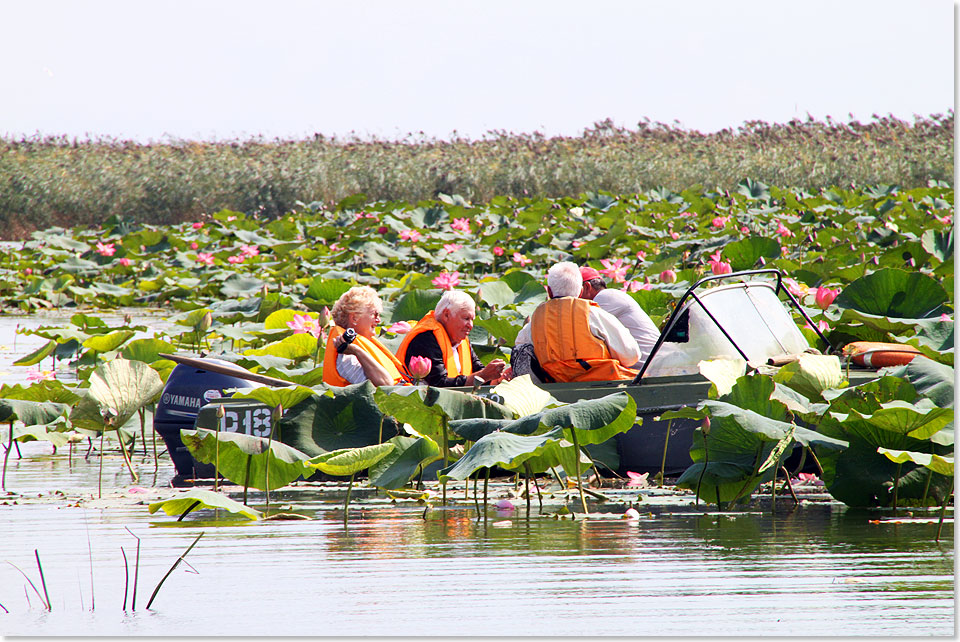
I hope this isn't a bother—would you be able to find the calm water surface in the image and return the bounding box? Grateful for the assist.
[0,443,953,637]
[0,313,954,636]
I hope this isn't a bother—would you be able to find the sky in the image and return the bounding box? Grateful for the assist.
[1,0,955,143]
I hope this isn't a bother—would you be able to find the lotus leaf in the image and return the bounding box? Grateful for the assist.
[878,448,954,477]
[306,442,396,477]
[368,435,442,489]
[490,374,556,417]
[83,330,136,353]
[884,356,954,408]
[13,340,56,367]
[698,358,747,398]
[0,399,71,426]
[771,354,843,402]
[69,358,164,432]
[437,428,588,483]
[835,268,948,318]
[181,428,310,491]
[149,488,262,521]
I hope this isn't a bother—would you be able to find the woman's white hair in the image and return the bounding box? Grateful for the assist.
[547,261,583,298]
[435,290,475,318]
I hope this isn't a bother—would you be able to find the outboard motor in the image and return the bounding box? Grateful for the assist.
[154,358,258,480]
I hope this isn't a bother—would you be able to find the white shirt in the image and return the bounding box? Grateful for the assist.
[336,353,368,384]
[592,288,660,367]
[515,298,641,367]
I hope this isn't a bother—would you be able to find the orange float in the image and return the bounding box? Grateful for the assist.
[842,341,922,368]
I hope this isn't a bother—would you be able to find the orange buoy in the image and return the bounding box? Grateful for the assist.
[842,341,922,368]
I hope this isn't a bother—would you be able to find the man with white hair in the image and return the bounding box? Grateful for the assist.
[513,261,640,382]
[397,290,509,387]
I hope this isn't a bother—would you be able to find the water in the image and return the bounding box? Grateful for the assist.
[0,442,953,636]
[0,313,954,636]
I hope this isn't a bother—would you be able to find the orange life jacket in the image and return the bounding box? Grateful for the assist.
[531,297,638,382]
[322,325,409,387]
[396,311,473,378]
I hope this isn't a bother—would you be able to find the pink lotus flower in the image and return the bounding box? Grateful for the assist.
[626,470,649,487]
[711,216,731,229]
[660,269,677,284]
[939,313,952,322]
[190,242,199,250]
[783,278,808,298]
[24,268,32,275]
[192,222,204,229]
[227,255,244,264]
[512,252,532,266]
[495,499,515,511]
[572,240,583,248]
[432,271,461,290]
[196,252,215,265]
[387,321,412,334]
[450,218,471,233]
[775,221,794,238]
[814,285,840,310]
[26,369,55,382]
[287,313,321,338]
[118,257,132,267]
[708,259,732,275]
[443,243,463,253]
[239,244,259,258]
[226,215,237,222]
[806,320,831,333]
[400,229,421,242]
[408,355,432,382]
[669,231,680,240]
[636,250,646,260]
[740,226,750,235]
[493,246,504,256]
[95,241,116,256]
[624,280,650,292]
[599,258,628,283]
[377,226,388,234]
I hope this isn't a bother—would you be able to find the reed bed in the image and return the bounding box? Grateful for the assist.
[0,112,952,239]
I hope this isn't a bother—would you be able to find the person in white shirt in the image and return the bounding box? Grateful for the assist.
[512,262,640,383]
[578,265,660,368]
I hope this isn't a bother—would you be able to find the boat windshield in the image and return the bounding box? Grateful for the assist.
[644,281,809,377]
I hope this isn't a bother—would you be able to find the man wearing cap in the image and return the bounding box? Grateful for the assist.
[512,261,640,383]
[578,265,660,368]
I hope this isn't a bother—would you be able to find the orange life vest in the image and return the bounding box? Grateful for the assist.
[396,311,473,378]
[322,325,409,387]
[842,341,922,368]
[531,297,638,382]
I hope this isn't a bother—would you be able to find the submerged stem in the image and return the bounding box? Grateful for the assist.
[659,419,672,488]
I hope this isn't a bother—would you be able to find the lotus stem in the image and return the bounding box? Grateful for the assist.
[781,466,799,505]
[146,532,204,610]
[550,467,564,489]
[139,408,147,456]
[695,433,709,507]
[243,454,252,506]
[771,463,777,514]
[122,547,129,610]
[2,420,12,491]
[523,463,531,518]
[921,468,933,507]
[117,429,139,483]
[178,500,201,522]
[659,419,672,488]
[344,472,355,527]
[892,462,902,514]
[806,446,824,476]
[35,550,50,611]
[935,490,952,543]
[483,467,490,522]
[567,426,588,515]
[441,416,449,506]
[472,473,481,518]
[6,561,47,609]
[98,430,105,499]
[265,417,276,511]
[151,404,159,474]
[125,526,140,611]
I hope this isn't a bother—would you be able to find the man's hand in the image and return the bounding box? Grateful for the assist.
[477,358,507,383]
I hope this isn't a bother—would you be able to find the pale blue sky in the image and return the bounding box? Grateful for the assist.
[1,0,954,142]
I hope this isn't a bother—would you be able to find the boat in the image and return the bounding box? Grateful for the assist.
[155,269,887,481]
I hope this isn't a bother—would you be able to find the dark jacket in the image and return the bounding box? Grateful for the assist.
[405,332,483,387]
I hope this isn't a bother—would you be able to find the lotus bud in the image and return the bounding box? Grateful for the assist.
[216,404,226,419]
[659,269,677,284]
[198,311,213,332]
[24,268,32,275]
[814,286,840,310]
[701,416,711,436]
[272,404,284,424]
[318,306,331,328]
[261,284,269,298]
[408,355,432,382]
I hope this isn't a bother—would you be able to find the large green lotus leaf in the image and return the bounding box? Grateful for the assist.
[220,275,266,298]
[10,423,76,447]
[675,459,767,505]
[57,256,101,276]
[278,382,397,456]
[490,374,556,417]
[698,358,746,398]
[374,386,514,444]
[723,237,782,271]
[90,282,132,297]
[892,318,954,365]
[305,277,353,305]
[921,228,953,264]
[837,400,954,441]
[659,406,708,422]
[771,354,843,402]
[500,270,536,292]
[83,330,136,353]
[474,317,522,346]
[368,435,442,489]
[181,428,310,491]
[0,380,81,405]
[449,392,636,447]
[769,382,829,419]
[12,340,56,366]
[718,374,789,421]
[120,338,178,364]
[306,442,395,477]
[244,333,317,360]
[878,447,954,477]
[835,268,947,318]
[884,356,954,409]
[389,289,442,324]
[69,358,164,432]
[437,428,587,483]
[263,309,314,331]
[477,280,517,308]
[149,488,261,521]
[837,308,934,336]
[699,400,845,451]
[822,375,918,414]
[0,399,70,426]
[230,385,318,415]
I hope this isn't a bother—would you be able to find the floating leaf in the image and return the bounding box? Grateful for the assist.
[149,488,262,521]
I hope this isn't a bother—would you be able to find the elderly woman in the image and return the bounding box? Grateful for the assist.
[322,286,409,387]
